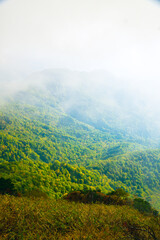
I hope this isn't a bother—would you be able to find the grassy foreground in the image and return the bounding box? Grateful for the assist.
[0,195,160,240]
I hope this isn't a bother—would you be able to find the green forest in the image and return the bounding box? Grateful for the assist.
[1,71,160,239]
[0,84,160,210]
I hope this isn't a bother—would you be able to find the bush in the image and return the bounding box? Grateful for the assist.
[0,177,17,195]
[64,189,129,205]
[133,198,152,214]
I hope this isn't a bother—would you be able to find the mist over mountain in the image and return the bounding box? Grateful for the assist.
[1,68,159,145]
[1,1,160,238]
[1,0,160,141]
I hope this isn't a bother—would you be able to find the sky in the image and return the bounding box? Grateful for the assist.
[0,0,160,106]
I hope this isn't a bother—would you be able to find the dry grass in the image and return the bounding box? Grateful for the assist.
[0,194,160,240]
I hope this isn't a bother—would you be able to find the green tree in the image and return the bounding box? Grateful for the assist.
[0,177,16,195]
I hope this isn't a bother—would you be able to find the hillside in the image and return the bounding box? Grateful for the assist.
[0,69,160,209]
[0,194,160,240]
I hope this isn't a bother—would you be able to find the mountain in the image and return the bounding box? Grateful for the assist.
[0,69,160,209]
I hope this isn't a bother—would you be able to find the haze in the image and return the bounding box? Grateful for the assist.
[0,0,160,119]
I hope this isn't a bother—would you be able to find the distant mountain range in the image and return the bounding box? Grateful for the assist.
[0,69,160,209]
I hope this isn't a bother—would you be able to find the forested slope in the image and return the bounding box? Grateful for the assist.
[0,69,160,209]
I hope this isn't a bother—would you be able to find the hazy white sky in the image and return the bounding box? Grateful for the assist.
[0,0,160,83]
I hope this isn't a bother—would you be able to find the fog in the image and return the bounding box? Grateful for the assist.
[1,0,160,135]
[1,0,160,75]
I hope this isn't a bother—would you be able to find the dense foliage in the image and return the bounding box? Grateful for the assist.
[64,188,158,216]
[0,79,160,209]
